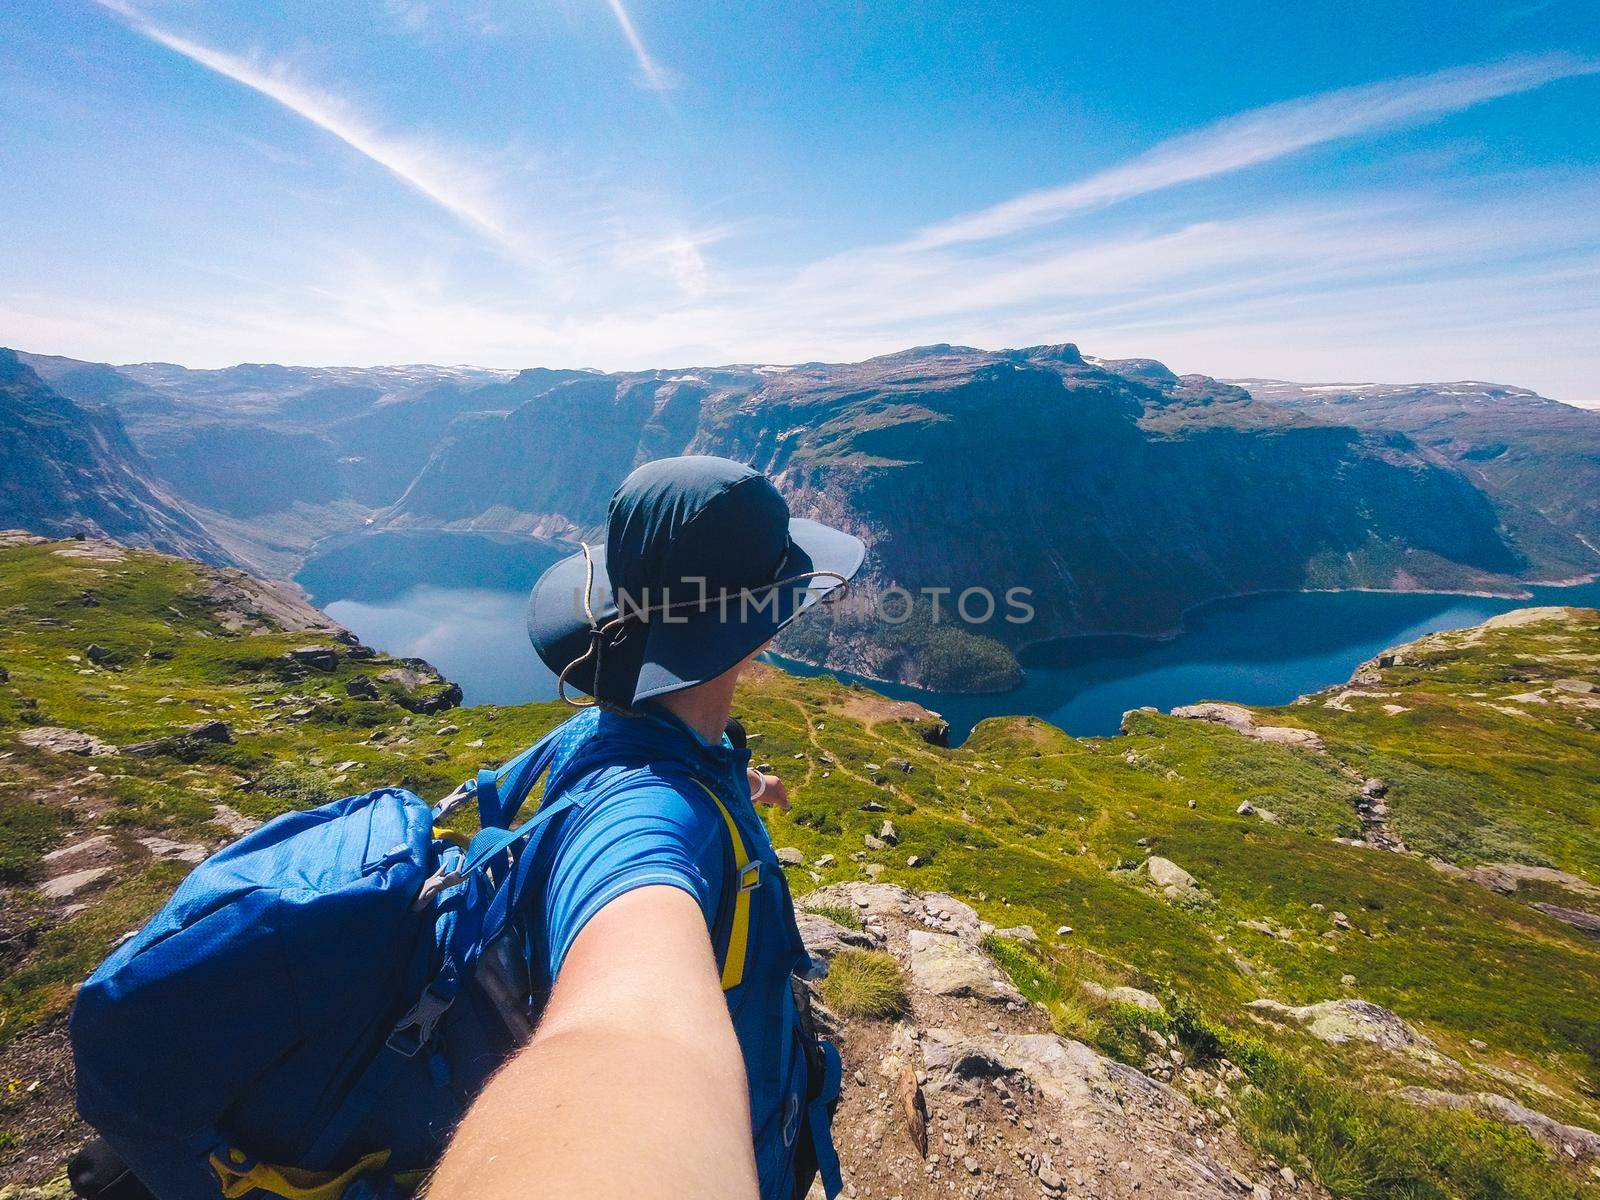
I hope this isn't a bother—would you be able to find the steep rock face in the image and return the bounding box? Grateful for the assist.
[0,350,230,563]
[1236,379,1600,581]
[384,345,1533,645]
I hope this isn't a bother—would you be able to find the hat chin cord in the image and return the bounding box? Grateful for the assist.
[556,542,850,708]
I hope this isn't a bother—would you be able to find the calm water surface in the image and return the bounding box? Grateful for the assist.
[298,532,1600,741]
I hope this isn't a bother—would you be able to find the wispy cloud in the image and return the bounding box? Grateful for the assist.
[93,0,514,244]
[603,0,680,92]
[908,55,1600,249]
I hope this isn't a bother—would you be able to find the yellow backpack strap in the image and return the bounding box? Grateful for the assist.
[209,1148,391,1200]
[691,780,759,991]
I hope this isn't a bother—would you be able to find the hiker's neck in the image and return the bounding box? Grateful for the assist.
[652,665,740,746]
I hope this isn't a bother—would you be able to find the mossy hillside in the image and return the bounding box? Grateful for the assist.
[742,664,1600,1097]
[3,540,1599,1195]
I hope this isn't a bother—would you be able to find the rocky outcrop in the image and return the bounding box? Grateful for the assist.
[1169,702,1325,751]
[1246,999,1461,1073]
[1530,903,1600,940]
[796,881,1318,1200]
[16,727,118,757]
[375,661,463,714]
[1397,1088,1600,1161]
[905,931,1026,1005]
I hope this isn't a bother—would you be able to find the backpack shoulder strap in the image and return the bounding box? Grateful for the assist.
[685,779,759,992]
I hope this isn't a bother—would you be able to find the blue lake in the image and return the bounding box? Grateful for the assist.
[297,532,1600,741]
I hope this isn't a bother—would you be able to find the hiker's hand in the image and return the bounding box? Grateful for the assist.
[748,768,788,811]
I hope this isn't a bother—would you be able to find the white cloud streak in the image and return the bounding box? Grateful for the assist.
[602,0,679,92]
[908,54,1600,249]
[92,0,514,244]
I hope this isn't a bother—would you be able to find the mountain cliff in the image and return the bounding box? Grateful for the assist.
[12,344,1600,690]
[384,345,1558,662]
[1234,379,1600,581]
[0,351,230,563]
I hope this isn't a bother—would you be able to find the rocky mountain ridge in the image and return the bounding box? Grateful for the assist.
[0,353,228,565]
[9,343,1600,693]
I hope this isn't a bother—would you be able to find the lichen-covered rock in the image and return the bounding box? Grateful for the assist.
[1246,998,1459,1074]
[802,882,919,920]
[904,930,1024,1004]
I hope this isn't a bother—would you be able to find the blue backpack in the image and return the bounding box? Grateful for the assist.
[69,723,756,1200]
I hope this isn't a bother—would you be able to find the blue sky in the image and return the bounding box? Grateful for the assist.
[2,1,1598,402]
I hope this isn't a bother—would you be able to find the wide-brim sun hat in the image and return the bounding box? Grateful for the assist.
[527,456,866,707]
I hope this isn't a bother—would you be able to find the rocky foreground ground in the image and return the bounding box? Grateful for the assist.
[794,881,1327,1200]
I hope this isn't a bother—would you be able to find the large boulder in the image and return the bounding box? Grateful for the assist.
[905,930,1024,1005]
[1082,981,1164,1013]
[1132,856,1210,905]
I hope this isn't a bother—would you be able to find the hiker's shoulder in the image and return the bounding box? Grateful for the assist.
[558,761,725,841]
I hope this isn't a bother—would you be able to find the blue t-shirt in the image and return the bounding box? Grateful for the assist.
[528,706,832,1200]
[541,768,726,977]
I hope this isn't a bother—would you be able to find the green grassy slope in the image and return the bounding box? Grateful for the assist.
[2,538,1597,1196]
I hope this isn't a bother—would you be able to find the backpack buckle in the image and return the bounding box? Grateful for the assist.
[738,861,761,894]
[386,962,460,1057]
[411,865,466,912]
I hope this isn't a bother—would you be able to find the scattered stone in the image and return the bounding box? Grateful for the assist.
[816,854,835,868]
[865,834,888,851]
[1236,801,1255,816]
[84,643,115,664]
[211,804,261,837]
[885,757,913,774]
[1131,856,1211,905]
[344,674,380,700]
[40,866,112,900]
[906,855,924,868]
[1553,678,1600,694]
[879,820,900,845]
[1056,926,1073,936]
[289,646,339,672]
[777,847,807,867]
[138,836,207,865]
[922,893,987,940]
[18,727,118,756]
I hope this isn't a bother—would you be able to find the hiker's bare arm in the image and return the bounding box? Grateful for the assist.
[428,885,758,1200]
